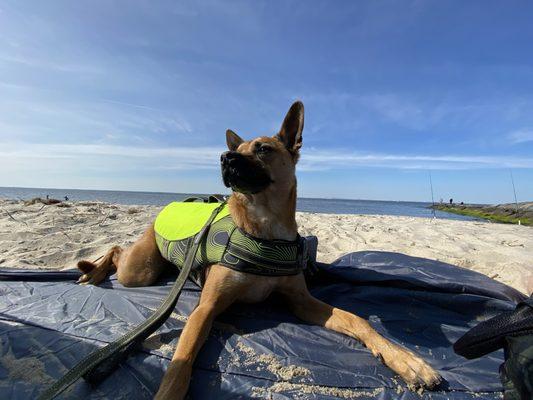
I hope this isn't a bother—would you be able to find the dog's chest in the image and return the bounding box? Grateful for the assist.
[229,271,280,303]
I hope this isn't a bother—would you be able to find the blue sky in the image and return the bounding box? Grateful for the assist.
[1,0,532,203]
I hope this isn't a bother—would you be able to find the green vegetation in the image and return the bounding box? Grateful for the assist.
[432,205,532,226]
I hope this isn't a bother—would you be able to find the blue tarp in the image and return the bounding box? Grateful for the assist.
[0,251,526,399]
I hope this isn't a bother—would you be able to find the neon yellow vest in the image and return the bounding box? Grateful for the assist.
[154,201,304,286]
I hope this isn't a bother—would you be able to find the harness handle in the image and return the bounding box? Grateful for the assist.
[183,195,226,203]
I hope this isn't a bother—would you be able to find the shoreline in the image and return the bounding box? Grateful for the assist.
[0,187,478,221]
[1,199,532,294]
[432,202,533,226]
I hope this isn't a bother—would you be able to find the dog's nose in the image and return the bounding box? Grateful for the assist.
[221,152,229,165]
[221,151,238,165]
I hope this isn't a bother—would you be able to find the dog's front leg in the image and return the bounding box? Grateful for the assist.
[154,303,217,400]
[279,274,441,389]
[155,266,240,400]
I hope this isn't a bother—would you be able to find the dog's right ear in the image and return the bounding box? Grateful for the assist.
[226,129,244,151]
[277,101,304,157]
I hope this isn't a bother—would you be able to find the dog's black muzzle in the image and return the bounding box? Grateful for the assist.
[220,151,273,194]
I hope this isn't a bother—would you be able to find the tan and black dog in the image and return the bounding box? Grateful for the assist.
[77,101,441,399]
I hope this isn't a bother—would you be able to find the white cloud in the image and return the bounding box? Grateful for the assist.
[0,53,104,74]
[0,143,222,170]
[300,149,533,170]
[507,129,533,144]
[1,142,532,172]
[0,96,194,144]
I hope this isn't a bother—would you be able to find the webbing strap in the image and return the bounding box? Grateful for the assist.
[183,195,226,203]
[38,202,227,400]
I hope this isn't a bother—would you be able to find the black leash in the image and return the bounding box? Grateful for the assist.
[38,202,226,400]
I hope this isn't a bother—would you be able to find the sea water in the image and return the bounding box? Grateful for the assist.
[0,186,480,221]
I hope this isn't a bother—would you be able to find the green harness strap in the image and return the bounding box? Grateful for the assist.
[38,202,227,400]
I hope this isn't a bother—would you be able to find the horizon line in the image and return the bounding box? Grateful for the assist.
[0,185,497,205]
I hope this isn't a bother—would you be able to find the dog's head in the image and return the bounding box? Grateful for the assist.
[221,101,304,195]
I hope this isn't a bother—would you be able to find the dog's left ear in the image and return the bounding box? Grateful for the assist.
[277,101,304,157]
[226,129,244,151]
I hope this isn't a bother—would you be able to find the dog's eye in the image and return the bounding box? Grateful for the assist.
[257,146,272,155]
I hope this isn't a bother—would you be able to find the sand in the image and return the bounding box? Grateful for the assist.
[0,198,531,294]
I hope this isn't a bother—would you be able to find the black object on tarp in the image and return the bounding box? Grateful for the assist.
[454,295,533,400]
[0,251,526,399]
[454,296,533,359]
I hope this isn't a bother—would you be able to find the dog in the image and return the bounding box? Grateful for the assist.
[77,101,441,399]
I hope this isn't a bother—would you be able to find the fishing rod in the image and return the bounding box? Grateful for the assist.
[509,170,520,225]
[429,171,436,219]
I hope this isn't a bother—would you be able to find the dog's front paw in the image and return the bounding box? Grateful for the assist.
[382,344,441,389]
[77,260,111,285]
[154,360,190,400]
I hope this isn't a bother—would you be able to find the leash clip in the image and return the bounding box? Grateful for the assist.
[297,236,309,270]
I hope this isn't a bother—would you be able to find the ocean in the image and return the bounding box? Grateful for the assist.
[0,186,479,221]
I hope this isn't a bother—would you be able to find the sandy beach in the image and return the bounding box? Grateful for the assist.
[0,199,531,294]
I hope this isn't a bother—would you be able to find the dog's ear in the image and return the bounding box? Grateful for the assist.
[226,129,244,151]
[277,101,304,156]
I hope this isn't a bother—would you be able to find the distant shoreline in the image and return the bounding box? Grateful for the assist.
[431,202,533,226]
[0,187,478,221]
[0,185,494,205]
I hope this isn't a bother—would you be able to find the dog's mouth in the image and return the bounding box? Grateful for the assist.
[220,151,273,194]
